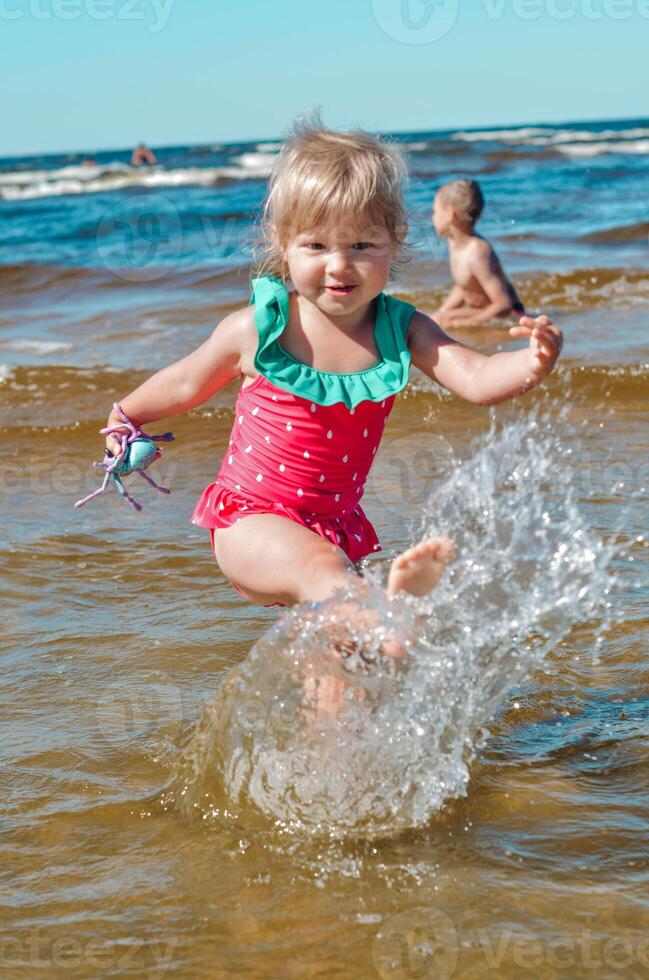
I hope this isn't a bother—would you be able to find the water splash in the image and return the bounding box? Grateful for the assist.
[174,411,618,838]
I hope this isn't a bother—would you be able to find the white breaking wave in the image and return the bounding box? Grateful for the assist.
[233,152,277,174]
[452,125,649,154]
[452,126,549,142]
[0,340,74,355]
[0,155,276,202]
[0,161,129,186]
[541,127,649,144]
[557,139,649,157]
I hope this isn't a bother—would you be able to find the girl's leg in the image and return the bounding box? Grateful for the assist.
[212,514,358,607]
[213,514,454,608]
[214,516,454,716]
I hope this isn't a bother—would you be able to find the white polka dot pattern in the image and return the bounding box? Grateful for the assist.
[192,376,397,564]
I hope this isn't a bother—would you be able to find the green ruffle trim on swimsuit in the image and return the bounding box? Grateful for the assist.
[250,276,414,408]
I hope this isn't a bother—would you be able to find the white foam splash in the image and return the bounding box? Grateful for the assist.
[174,411,618,838]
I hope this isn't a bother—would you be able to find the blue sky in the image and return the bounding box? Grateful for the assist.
[3,0,647,155]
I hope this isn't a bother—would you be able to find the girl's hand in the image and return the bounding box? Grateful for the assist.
[104,413,130,459]
[104,430,128,459]
[510,315,563,381]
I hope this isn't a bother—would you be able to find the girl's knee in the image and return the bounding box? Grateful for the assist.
[296,553,357,604]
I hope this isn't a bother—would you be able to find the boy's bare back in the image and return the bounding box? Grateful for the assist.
[433,179,524,329]
[449,234,523,311]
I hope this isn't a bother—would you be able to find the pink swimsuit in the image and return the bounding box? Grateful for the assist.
[190,276,415,598]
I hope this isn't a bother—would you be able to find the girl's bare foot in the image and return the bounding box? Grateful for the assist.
[302,538,454,720]
[387,537,455,598]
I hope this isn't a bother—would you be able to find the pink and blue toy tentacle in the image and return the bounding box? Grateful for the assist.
[136,468,171,494]
[113,472,143,512]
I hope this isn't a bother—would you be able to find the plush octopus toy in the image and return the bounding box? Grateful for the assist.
[74,403,174,512]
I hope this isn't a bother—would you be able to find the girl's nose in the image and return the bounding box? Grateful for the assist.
[326,249,352,275]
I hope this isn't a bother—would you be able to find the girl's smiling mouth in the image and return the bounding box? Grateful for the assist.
[324,284,357,295]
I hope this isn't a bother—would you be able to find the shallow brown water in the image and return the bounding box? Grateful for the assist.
[2,272,648,976]
[3,108,649,976]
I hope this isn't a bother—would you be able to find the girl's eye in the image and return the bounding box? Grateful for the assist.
[305,242,326,251]
[352,242,373,250]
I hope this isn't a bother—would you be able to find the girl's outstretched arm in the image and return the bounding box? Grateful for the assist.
[104,307,251,454]
[408,312,563,406]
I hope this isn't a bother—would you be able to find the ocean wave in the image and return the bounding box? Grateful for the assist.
[452,126,549,142]
[399,267,649,315]
[543,127,649,144]
[2,359,646,409]
[557,139,649,157]
[516,267,649,311]
[0,262,128,295]
[453,125,649,146]
[0,363,235,430]
[0,260,248,300]
[0,362,646,442]
[561,363,649,405]
[0,161,130,186]
[581,221,649,244]
[452,125,649,158]
[0,339,74,355]
[0,158,274,202]
[232,152,276,174]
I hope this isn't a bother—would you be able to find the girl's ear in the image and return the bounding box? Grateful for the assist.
[271,225,285,255]
[272,227,290,282]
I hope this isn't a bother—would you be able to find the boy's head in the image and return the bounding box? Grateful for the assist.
[258,113,409,280]
[433,179,484,237]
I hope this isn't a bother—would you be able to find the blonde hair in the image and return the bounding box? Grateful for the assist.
[438,178,484,225]
[255,113,409,280]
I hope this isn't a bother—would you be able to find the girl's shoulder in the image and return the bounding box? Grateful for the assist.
[406,309,458,373]
[406,308,438,344]
[216,304,259,379]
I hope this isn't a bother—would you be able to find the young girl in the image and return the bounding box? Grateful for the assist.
[104,119,562,613]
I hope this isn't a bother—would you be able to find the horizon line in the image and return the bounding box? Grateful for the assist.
[2,111,647,162]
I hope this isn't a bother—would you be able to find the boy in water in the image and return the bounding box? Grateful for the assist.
[433,179,524,329]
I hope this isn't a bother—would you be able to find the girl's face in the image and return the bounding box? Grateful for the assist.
[282,214,397,318]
